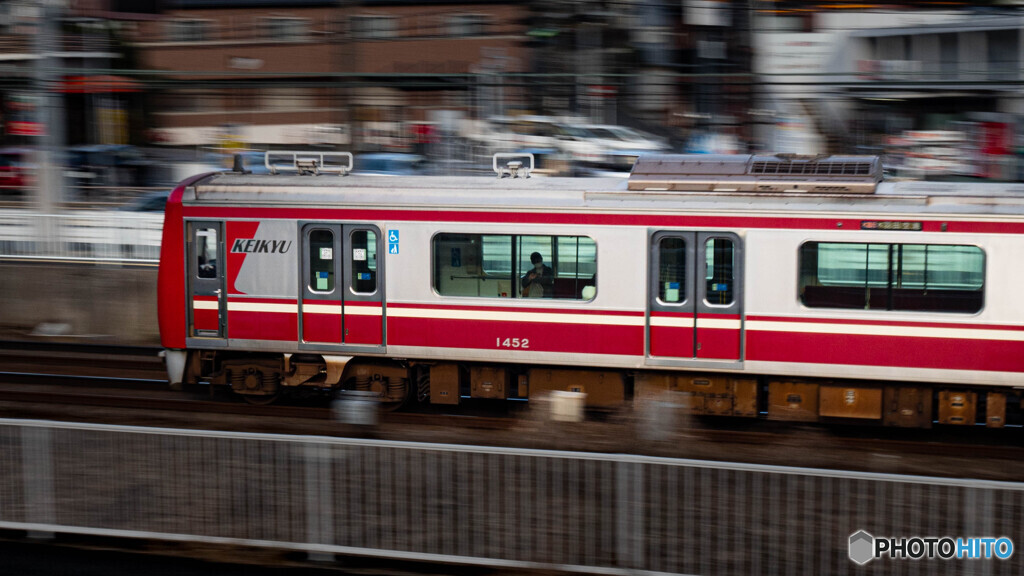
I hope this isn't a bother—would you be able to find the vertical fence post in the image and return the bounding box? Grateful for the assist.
[305,442,334,562]
[615,460,631,569]
[21,426,55,539]
[615,459,643,570]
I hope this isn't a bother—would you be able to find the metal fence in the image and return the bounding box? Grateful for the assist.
[0,211,163,263]
[0,418,1021,575]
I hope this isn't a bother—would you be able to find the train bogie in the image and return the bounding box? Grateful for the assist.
[634,373,758,418]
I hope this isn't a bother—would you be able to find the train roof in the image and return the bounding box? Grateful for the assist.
[185,154,1024,218]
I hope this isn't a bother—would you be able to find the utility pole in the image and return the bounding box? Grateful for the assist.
[32,0,66,216]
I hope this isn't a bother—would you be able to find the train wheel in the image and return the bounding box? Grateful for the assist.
[227,364,282,405]
[380,376,410,412]
[342,376,409,411]
[242,390,281,405]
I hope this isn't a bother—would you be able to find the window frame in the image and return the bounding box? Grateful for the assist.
[702,236,736,308]
[194,226,219,279]
[655,235,688,307]
[431,231,598,302]
[798,240,985,314]
[348,228,378,295]
[306,227,337,295]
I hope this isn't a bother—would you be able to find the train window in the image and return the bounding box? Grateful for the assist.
[658,237,686,304]
[516,235,597,299]
[308,229,335,293]
[799,242,984,313]
[196,227,218,279]
[434,233,511,298]
[517,236,552,298]
[705,238,734,306]
[895,245,983,291]
[556,236,597,279]
[433,233,596,300]
[481,235,513,277]
[350,230,377,294]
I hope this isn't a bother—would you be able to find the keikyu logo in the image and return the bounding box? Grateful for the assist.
[230,238,292,254]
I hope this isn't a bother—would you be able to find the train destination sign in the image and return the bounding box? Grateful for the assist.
[860,220,923,231]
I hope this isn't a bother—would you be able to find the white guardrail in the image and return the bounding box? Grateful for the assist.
[1,419,1022,575]
[0,210,163,263]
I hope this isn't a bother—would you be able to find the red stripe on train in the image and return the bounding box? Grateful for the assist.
[302,315,340,344]
[388,302,642,317]
[228,296,298,304]
[180,206,1024,235]
[650,326,695,358]
[345,301,382,308]
[345,314,383,345]
[387,316,643,356]
[747,315,1024,332]
[192,309,219,333]
[229,311,298,341]
[746,331,1024,372]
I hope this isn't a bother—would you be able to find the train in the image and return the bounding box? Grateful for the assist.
[158,151,1024,428]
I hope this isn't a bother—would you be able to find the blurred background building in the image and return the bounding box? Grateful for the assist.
[0,0,1023,201]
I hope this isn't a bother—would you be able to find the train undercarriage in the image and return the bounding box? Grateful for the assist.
[169,350,1022,428]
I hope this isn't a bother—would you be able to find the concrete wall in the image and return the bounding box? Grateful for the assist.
[0,263,159,345]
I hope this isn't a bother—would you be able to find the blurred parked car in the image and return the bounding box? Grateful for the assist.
[465,116,562,151]
[571,124,667,169]
[580,125,669,152]
[550,124,612,164]
[467,116,611,166]
[355,153,431,175]
[67,144,157,193]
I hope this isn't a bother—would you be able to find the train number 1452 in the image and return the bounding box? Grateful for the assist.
[496,337,529,349]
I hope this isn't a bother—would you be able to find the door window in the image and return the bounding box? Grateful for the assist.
[308,229,335,293]
[704,238,735,306]
[196,227,218,278]
[351,229,377,294]
[657,237,686,304]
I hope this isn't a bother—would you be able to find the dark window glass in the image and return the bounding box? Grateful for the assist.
[350,230,377,293]
[196,227,217,279]
[309,229,334,293]
[705,238,734,306]
[799,242,983,313]
[658,237,686,304]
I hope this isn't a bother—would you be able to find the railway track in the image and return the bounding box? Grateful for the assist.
[1,340,1024,480]
[0,340,519,430]
[0,340,166,380]
[0,374,516,430]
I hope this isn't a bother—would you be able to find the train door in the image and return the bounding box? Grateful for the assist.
[187,221,226,341]
[341,225,383,348]
[647,231,743,364]
[299,223,384,350]
[300,224,343,345]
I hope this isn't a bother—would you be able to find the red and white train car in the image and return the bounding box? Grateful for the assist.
[158,153,1024,427]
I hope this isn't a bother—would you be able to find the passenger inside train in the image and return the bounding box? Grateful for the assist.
[521,252,554,297]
